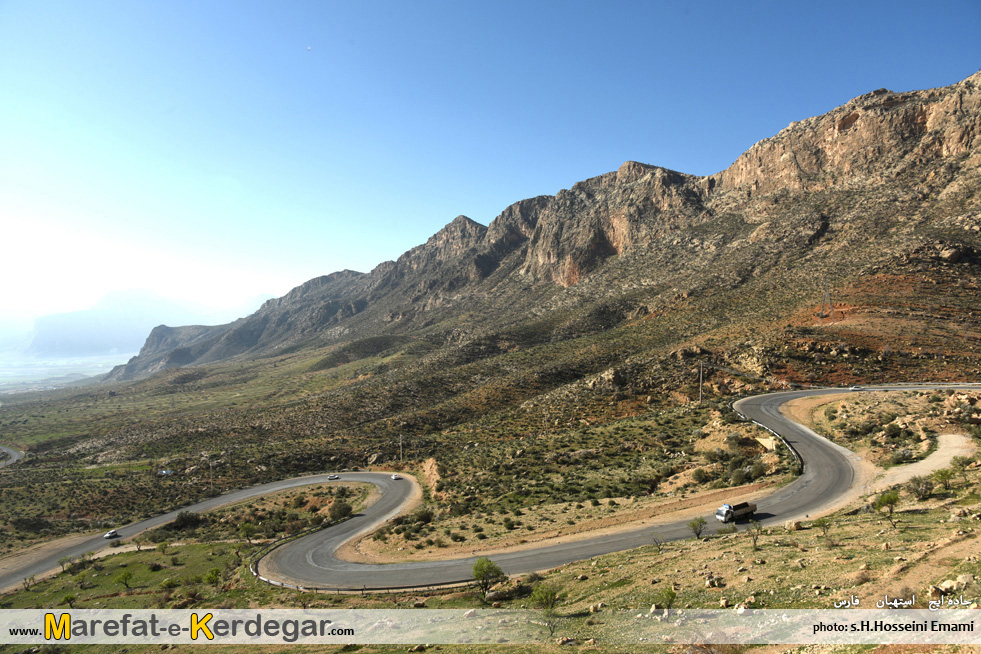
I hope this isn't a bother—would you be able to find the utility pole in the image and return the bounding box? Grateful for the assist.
[819,280,833,319]
[698,361,703,405]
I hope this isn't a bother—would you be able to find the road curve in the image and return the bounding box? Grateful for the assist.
[2,384,976,593]
[0,444,24,469]
[264,384,981,590]
[0,472,414,593]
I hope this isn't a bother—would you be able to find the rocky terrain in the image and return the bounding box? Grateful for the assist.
[2,72,980,557]
[108,72,981,383]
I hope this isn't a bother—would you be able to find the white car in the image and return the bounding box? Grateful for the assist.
[391,474,401,480]
[848,386,862,391]
[103,529,119,539]
[327,474,341,480]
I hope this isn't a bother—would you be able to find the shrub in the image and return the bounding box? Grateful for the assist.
[906,476,934,500]
[329,501,353,522]
[171,511,204,531]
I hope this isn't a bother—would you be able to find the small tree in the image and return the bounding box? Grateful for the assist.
[472,557,506,595]
[134,537,145,552]
[530,582,563,638]
[932,468,954,492]
[529,582,562,611]
[688,517,707,539]
[651,586,677,610]
[875,490,900,528]
[812,516,832,539]
[117,570,133,589]
[951,456,973,485]
[239,522,258,544]
[62,594,77,609]
[651,532,664,554]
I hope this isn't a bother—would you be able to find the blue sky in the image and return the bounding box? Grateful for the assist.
[1,0,979,328]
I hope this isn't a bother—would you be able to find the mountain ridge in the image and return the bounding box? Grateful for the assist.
[107,71,981,381]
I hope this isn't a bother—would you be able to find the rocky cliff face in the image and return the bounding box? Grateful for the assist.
[717,73,981,195]
[107,72,981,381]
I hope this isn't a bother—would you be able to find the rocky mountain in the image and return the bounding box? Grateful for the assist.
[109,72,981,381]
[24,291,270,359]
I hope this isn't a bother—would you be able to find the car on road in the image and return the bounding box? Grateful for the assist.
[848,386,862,391]
[327,474,341,480]
[391,474,401,480]
[103,529,119,539]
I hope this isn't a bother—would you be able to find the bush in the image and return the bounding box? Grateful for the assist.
[171,511,204,531]
[329,501,353,522]
[906,475,934,500]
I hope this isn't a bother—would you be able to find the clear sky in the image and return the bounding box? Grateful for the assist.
[1,0,979,329]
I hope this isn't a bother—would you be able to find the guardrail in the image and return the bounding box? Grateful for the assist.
[730,401,804,476]
[247,517,474,594]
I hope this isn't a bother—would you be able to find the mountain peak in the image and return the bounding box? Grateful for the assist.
[108,72,981,380]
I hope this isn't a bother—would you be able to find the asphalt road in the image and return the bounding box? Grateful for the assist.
[2,384,977,592]
[0,472,395,592]
[0,445,24,469]
[263,384,980,590]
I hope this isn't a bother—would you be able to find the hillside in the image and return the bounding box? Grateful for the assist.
[1,73,980,563]
[107,72,981,383]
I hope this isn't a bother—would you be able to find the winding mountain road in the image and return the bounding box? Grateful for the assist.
[0,445,23,469]
[261,384,978,590]
[1,384,976,593]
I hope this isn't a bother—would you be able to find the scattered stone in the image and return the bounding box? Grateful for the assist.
[413,601,426,608]
[463,609,478,618]
[556,637,576,646]
[720,598,730,608]
[576,574,589,581]
[485,591,507,602]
